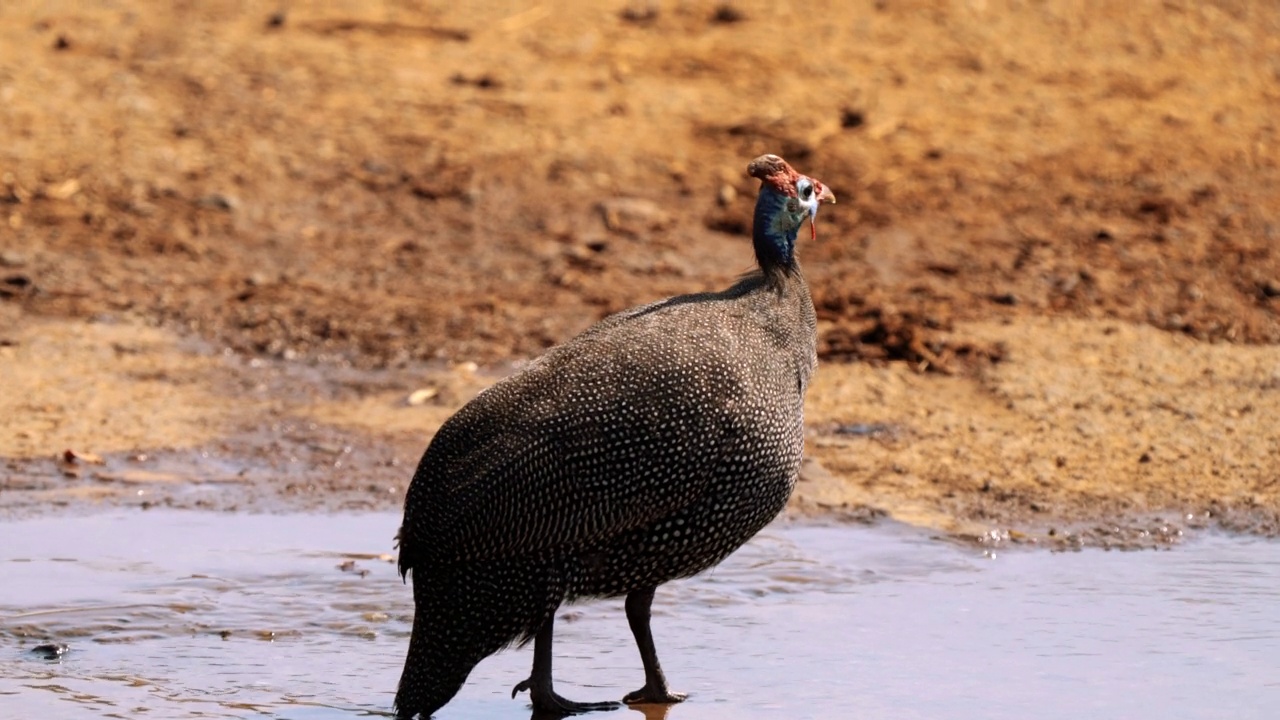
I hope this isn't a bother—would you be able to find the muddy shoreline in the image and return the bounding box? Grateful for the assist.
[2,312,1275,550]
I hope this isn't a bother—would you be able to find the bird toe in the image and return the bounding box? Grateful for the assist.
[623,687,688,705]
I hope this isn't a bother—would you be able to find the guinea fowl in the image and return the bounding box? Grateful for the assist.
[394,154,835,718]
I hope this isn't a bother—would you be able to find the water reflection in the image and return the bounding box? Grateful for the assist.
[2,512,1278,719]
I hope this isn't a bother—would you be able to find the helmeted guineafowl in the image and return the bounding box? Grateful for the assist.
[394,154,835,718]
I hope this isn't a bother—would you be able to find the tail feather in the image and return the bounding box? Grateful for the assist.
[394,558,564,718]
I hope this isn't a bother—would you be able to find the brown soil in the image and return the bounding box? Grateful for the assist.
[2,1,1278,547]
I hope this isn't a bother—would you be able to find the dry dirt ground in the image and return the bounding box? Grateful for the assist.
[2,1,1278,548]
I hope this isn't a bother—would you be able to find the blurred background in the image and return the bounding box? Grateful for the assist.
[3,0,1277,369]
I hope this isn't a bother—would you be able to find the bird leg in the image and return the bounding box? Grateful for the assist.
[512,615,621,715]
[622,587,688,705]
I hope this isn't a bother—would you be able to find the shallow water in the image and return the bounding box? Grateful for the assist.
[2,512,1277,719]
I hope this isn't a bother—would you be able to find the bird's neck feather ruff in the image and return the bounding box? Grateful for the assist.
[752,184,803,284]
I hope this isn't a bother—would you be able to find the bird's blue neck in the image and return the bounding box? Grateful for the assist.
[753,186,802,276]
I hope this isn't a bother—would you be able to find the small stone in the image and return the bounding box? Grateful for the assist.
[30,643,69,660]
[62,449,105,465]
[407,387,438,406]
[47,179,80,200]
[717,184,737,206]
[599,198,672,236]
[197,194,237,211]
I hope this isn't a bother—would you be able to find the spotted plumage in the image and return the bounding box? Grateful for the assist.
[394,154,835,718]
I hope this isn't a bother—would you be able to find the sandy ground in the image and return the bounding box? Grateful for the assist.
[2,1,1278,547]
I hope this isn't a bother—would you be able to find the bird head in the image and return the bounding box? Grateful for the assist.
[747,154,836,273]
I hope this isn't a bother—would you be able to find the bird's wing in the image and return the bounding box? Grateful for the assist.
[398,334,749,571]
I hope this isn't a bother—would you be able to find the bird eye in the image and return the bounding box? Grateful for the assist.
[799,182,813,200]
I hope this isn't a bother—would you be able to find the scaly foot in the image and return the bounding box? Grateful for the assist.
[622,683,687,705]
[513,677,622,716]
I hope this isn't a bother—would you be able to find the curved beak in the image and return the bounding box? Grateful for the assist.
[808,183,836,241]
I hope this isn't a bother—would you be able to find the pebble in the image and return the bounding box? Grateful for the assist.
[717,184,737,206]
[407,387,438,406]
[47,179,81,200]
[598,197,672,235]
[30,643,69,660]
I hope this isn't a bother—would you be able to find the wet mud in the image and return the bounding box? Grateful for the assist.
[3,313,1276,548]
